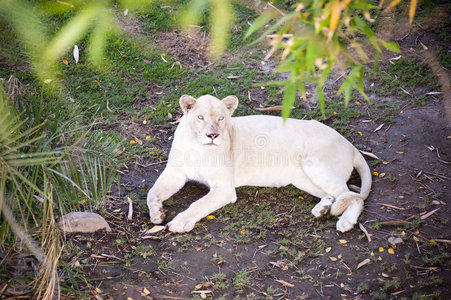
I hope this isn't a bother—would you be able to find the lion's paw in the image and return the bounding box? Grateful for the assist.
[148,202,165,224]
[168,213,197,233]
[311,195,334,217]
[336,216,355,233]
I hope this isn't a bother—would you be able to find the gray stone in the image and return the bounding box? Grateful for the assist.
[58,212,111,234]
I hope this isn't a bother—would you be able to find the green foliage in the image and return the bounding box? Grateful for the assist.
[245,1,401,118]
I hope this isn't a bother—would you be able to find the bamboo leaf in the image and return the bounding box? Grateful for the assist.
[210,0,234,59]
[409,0,418,25]
[245,9,278,39]
[282,82,297,120]
[42,3,100,64]
[380,40,400,53]
[179,0,209,28]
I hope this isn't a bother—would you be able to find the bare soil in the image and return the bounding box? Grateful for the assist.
[69,15,450,300]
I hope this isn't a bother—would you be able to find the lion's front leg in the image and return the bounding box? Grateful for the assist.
[147,167,186,224]
[168,187,237,233]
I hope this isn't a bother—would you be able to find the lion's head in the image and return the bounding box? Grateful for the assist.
[179,94,238,146]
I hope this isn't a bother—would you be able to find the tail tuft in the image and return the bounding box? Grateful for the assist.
[330,149,372,216]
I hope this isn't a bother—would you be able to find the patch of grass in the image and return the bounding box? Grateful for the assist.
[357,282,369,294]
[132,244,156,259]
[138,3,176,34]
[418,276,443,288]
[234,269,251,293]
[380,277,401,292]
[368,57,440,100]
[211,273,229,291]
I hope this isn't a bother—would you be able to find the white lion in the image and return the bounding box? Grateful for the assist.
[147,94,372,233]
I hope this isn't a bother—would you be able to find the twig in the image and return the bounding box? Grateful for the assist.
[430,239,451,244]
[341,261,353,275]
[420,208,439,220]
[359,150,380,160]
[359,222,372,242]
[376,203,405,210]
[424,171,451,181]
[127,197,133,221]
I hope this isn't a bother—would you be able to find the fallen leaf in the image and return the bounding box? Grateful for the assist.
[388,248,395,254]
[73,45,79,64]
[63,59,69,65]
[391,290,405,296]
[141,287,150,296]
[382,272,390,278]
[206,215,215,220]
[388,237,403,245]
[377,203,405,210]
[275,279,294,288]
[429,239,451,244]
[373,123,384,132]
[359,222,372,242]
[359,150,380,160]
[325,247,332,253]
[145,225,166,234]
[329,256,338,261]
[339,239,348,244]
[420,208,439,220]
[133,137,143,145]
[357,258,371,269]
[379,247,384,253]
[130,140,137,145]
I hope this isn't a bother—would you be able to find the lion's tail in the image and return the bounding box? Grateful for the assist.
[330,149,372,216]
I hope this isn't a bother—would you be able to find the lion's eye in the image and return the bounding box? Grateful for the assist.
[218,116,224,121]
[197,115,204,120]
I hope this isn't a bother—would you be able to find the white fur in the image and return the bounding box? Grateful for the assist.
[147,95,372,233]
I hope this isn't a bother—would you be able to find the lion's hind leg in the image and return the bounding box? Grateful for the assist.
[336,198,364,232]
[301,161,361,231]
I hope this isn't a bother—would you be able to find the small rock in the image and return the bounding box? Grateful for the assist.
[58,212,111,234]
[432,200,441,205]
[388,237,403,245]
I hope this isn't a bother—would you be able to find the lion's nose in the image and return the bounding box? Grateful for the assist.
[206,133,219,140]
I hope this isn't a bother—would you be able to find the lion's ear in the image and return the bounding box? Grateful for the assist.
[179,95,197,114]
[222,95,239,115]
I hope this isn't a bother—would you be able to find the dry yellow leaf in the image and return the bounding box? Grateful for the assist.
[357,258,371,269]
[409,0,418,25]
[413,236,420,242]
[339,239,348,244]
[130,140,137,145]
[338,253,342,259]
[206,215,216,220]
[382,272,390,278]
[325,247,332,253]
[388,248,395,254]
[143,287,150,296]
[379,247,384,252]
[329,256,338,261]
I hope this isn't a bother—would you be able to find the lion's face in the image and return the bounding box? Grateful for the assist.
[179,94,238,146]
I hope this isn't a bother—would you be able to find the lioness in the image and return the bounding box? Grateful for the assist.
[147,94,371,233]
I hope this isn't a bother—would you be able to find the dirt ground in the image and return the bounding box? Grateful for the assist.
[68,13,451,300]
